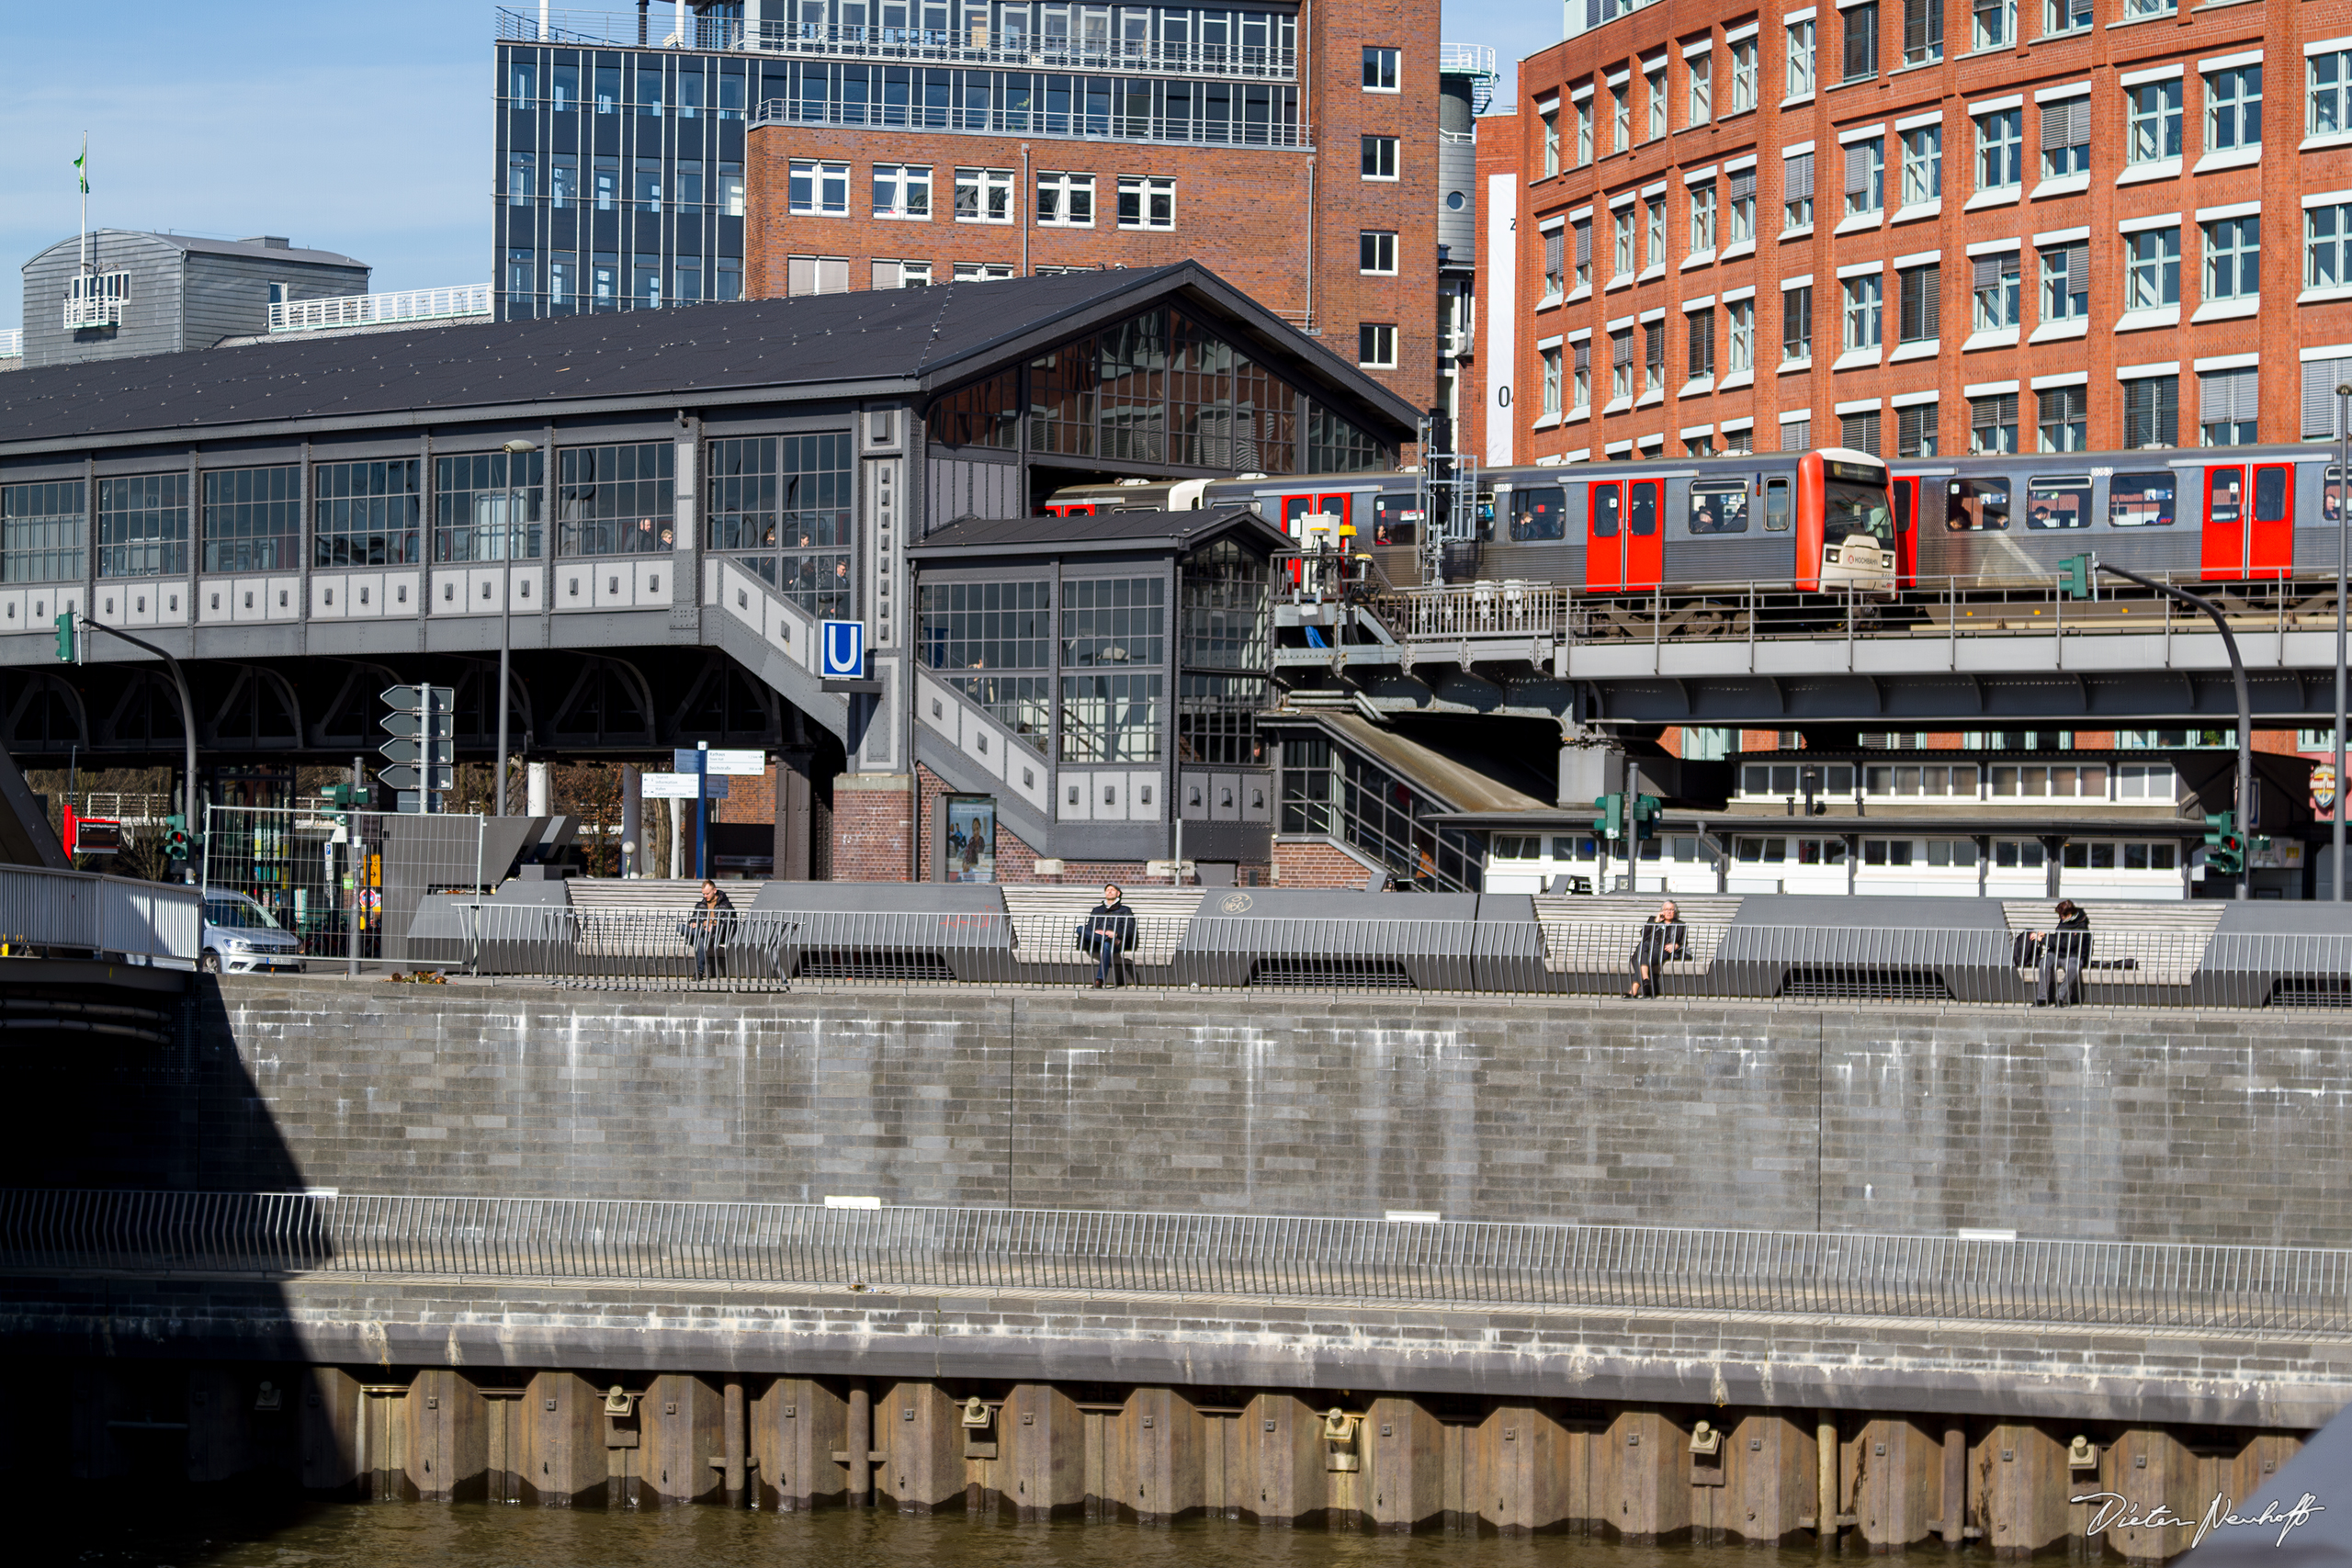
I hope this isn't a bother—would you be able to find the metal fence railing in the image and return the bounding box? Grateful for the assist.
[0,863,202,964]
[5,1188,2344,1332]
[202,806,492,963]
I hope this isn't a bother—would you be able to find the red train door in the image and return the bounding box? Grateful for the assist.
[1625,479,1664,589]
[2250,463,2293,580]
[1891,478,1919,584]
[2200,466,2246,581]
[1586,481,1623,591]
[1315,492,1354,548]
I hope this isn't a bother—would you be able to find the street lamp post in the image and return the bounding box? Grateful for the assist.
[497,438,538,817]
[2335,384,2350,900]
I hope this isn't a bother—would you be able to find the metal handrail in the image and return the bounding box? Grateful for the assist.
[0,864,202,964]
[752,96,1309,148]
[4,1187,2343,1330]
[268,285,492,333]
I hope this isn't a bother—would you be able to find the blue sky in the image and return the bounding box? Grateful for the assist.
[0,1,1556,333]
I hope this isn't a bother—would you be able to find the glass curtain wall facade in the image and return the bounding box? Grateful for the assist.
[1178,536,1269,765]
[1277,731,1482,891]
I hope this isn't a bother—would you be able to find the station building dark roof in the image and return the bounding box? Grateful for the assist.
[909,504,1292,558]
[0,263,1418,452]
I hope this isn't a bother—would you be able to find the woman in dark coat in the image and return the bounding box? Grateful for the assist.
[2030,899,2091,1006]
[1626,899,1686,998]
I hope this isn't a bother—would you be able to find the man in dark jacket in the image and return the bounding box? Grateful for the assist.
[1081,884,1138,987]
[1626,899,1686,998]
[2029,899,2091,1006]
[686,878,735,980]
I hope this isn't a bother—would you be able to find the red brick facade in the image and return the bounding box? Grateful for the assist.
[831,773,914,881]
[744,0,1443,411]
[1272,834,1387,886]
[1482,0,2352,463]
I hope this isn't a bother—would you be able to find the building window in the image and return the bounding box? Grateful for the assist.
[1784,152,1815,228]
[1841,409,1882,456]
[871,259,933,289]
[431,450,543,565]
[2315,51,2352,136]
[673,256,703,302]
[1976,108,2022,191]
[2127,80,2183,165]
[716,257,742,299]
[311,461,421,569]
[870,163,932,220]
[1612,208,1635,276]
[956,167,1016,223]
[2309,202,2352,290]
[708,434,852,615]
[1359,230,1398,275]
[1727,168,1756,242]
[2200,367,2259,446]
[1687,310,1715,380]
[2045,0,2092,33]
[1645,320,1667,392]
[1645,61,1668,139]
[1541,344,1564,416]
[1613,80,1632,150]
[1035,170,1092,226]
[1897,402,1938,457]
[1688,51,1712,125]
[2124,227,2181,311]
[1903,0,1943,64]
[1689,182,1717,254]
[1362,46,1399,90]
[2041,97,2089,178]
[1543,108,1560,175]
[1843,2,1878,83]
[99,479,190,581]
[0,480,85,585]
[1116,175,1174,229]
[1842,274,1883,350]
[1543,227,1566,298]
[951,262,1017,281]
[2204,215,2259,300]
[549,153,577,210]
[506,151,536,207]
[1973,252,2019,329]
[2038,385,2087,451]
[1358,323,1397,368]
[781,256,845,296]
[1845,137,1884,218]
[1781,416,1812,451]
[1362,134,1399,179]
[1727,299,1755,371]
[505,246,535,300]
[1787,17,1816,97]
[1645,196,1666,268]
[1972,0,2012,51]
[1060,576,1166,764]
[593,155,618,211]
[1570,339,1592,409]
[1576,96,1595,164]
[592,253,617,306]
[1731,37,1758,111]
[1782,285,1813,362]
[557,442,676,558]
[2207,65,2262,152]
[548,259,571,308]
[1897,262,1939,342]
[1968,393,2019,454]
[1611,328,1635,400]
[2041,242,2088,321]
[634,158,663,213]
[1573,218,1592,288]
[197,465,300,574]
[789,159,850,216]
[2122,374,2180,449]
[1899,126,1941,206]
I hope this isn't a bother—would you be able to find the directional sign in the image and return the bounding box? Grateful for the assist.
[642,772,728,800]
[705,748,767,776]
[379,711,455,739]
[820,620,866,680]
[378,737,455,766]
[379,684,452,710]
[378,764,455,792]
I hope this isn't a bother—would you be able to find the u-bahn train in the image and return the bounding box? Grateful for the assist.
[1042,443,2347,598]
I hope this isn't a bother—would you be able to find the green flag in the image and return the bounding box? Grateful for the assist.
[74,135,86,196]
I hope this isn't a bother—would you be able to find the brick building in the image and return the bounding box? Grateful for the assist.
[737,0,1444,412]
[1478,0,2352,464]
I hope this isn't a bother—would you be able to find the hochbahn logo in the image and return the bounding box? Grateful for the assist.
[2075,1488,2324,1549]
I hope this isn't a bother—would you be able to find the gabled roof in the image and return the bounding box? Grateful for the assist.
[908,504,1293,558]
[0,262,1418,452]
[24,229,368,270]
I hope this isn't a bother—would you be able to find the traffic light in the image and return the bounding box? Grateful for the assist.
[163,813,192,863]
[52,610,75,664]
[1591,792,1626,844]
[2203,810,2245,876]
[2057,553,2097,601]
[1631,794,1664,841]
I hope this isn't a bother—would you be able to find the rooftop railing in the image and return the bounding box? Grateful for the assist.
[0,864,201,966]
[267,284,493,333]
[0,328,21,358]
[6,1186,2344,1330]
[751,96,1308,147]
[496,8,1297,78]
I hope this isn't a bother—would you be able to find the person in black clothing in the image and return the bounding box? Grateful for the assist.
[686,878,735,980]
[1081,884,1138,987]
[1626,899,1686,998]
[2029,899,2091,1006]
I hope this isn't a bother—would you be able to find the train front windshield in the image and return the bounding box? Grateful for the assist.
[1824,479,1894,544]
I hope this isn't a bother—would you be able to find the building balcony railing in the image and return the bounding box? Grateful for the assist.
[751,96,1306,148]
[268,284,493,333]
[0,328,21,358]
[1439,42,1498,79]
[62,297,121,331]
[497,8,1298,81]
